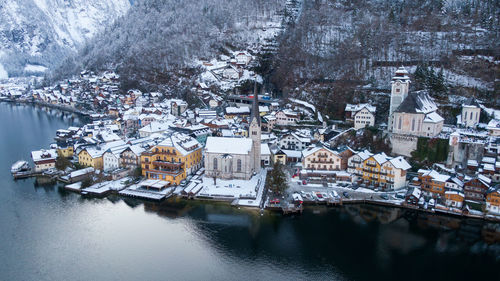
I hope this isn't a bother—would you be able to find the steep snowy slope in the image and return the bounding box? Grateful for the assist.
[0,0,130,77]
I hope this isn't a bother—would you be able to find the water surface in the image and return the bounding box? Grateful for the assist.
[0,102,499,281]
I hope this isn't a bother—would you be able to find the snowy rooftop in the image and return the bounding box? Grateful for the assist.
[205,137,253,155]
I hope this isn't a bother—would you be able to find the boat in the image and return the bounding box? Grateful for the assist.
[11,160,31,174]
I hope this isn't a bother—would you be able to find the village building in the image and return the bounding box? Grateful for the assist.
[275,110,299,126]
[31,149,57,172]
[345,103,376,129]
[416,169,450,198]
[464,174,491,202]
[204,85,262,180]
[348,150,411,190]
[302,146,342,171]
[278,132,311,151]
[444,191,465,209]
[457,97,481,128]
[140,133,202,184]
[485,186,500,214]
[388,67,411,130]
[391,91,444,138]
[120,145,145,170]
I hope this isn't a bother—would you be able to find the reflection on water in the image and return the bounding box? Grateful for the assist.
[1,102,499,281]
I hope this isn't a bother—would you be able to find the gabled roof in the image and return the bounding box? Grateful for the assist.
[205,137,252,155]
[395,91,437,114]
[302,146,338,158]
[463,97,480,107]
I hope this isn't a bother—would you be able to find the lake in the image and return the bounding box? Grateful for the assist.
[0,102,499,281]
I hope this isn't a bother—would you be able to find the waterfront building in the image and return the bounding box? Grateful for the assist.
[204,87,262,180]
[31,149,57,172]
[140,133,202,184]
[485,186,500,214]
[464,175,491,202]
[416,169,450,198]
[444,191,465,209]
[77,140,126,170]
[120,145,145,170]
[348,150,411,190]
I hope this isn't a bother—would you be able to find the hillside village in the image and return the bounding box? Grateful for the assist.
[1,58,500,219]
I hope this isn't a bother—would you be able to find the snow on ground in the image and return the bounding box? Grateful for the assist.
[24,64,47,73]
[441,68,493,90]
[0,63,8,79]
[83,177,131,194]
[481,105,500,120]
[198,169,267,205]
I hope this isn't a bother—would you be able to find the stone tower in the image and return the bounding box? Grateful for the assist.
[388,67,411,131]
[249,82,261,173]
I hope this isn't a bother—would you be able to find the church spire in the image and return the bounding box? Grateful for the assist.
[250,82,261,126]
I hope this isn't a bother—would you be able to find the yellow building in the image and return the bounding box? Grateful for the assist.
[57,146,74,158]
[348,151,410,190]
[140,133,202,184]
[78,149,104,170]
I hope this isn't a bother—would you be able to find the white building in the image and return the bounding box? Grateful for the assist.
[458,97,481,128]
[302,146,342,170]
[204,86,262,180]
[388,67,411,130]
[392,91,444,137]
[275,110,299,126]
[103,150,122,172]
[31,149,57,172]
[279,132,311,151]
[345,103,376,129]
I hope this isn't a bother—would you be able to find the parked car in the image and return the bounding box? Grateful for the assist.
[380,194,389,200]
[315,192,325,201]
[270,199,280,204]
[343,191,350,198]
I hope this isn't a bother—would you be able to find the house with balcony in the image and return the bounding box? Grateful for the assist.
[485,186,500,214]
[464,175,491,202]
[416,169,450,199]
[348,150,411,190]
[140,133,202,185]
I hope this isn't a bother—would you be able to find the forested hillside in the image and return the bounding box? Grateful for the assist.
[50,0,285,90]
[50,0,499,116]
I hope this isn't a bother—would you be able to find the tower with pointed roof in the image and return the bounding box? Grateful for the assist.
[388,67,411,131]
[249,82,261,172]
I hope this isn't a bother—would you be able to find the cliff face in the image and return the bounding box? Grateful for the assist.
[0,0,131,77]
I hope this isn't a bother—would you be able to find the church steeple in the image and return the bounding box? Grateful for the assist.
[249,81,261,172]
[250,82,261,126]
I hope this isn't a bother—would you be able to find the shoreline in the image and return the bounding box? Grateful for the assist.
[3,100,499,224]
[1,98,91,118]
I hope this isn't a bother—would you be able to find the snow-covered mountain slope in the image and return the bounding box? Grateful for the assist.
[0,0,131,77]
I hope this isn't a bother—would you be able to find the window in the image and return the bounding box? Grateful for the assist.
[412,119,415,131]
[213,158,218,170]
[398,117,402,130]
[237,159,242,172]
[470,112,473,120]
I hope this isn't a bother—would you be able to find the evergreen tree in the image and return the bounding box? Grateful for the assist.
[267,161,287,195]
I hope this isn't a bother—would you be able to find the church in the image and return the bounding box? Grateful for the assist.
[204,84,261,180]
[388,67,444,156]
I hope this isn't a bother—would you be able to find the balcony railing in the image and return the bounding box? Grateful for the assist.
[366,162,377,167]
[311,160,333,164]
[152,160,183,168]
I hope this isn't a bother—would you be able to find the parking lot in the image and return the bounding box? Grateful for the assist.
[285,171,407,203]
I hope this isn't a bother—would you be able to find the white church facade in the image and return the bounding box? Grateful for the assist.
[204,84,261,180]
